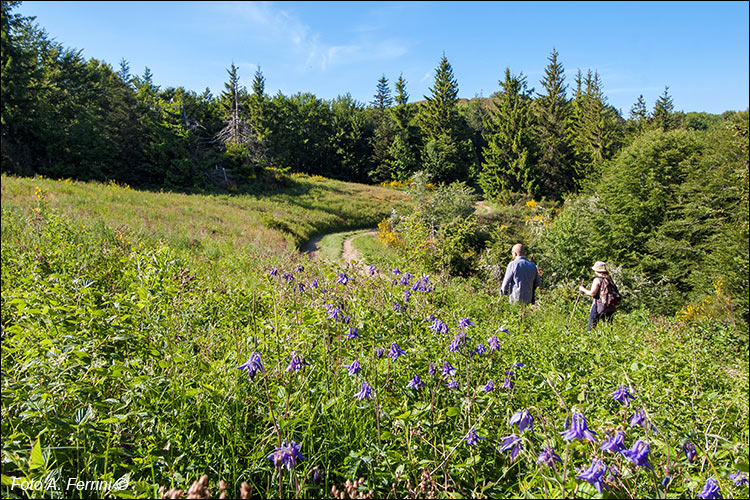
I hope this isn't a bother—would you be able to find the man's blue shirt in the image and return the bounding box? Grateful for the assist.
[501,256,541,304]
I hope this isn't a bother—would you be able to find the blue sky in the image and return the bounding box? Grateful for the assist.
[16,1,749,114]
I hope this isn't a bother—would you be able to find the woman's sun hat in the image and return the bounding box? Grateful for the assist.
[592,261,608,273]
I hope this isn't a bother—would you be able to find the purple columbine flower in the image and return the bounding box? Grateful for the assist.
[577,459,607,493]
[445,378,459,389]
[268,439,306,471]
[499,434,522,461]
[326,303,343,322]
[448,335,464,352]
[442,361,456,378]
[682,440,697,463]
[389,342,406,360]
[501,372,514,390]
[429,318,450,334]
[403,290,411,302]
[621,439,654,470]
[295,282,305,293]
[407,374,426,390]
[392,267,401,275]
[393,302,406,312]
[561,411,597,442]
[295,264,304,273]
[729,471,748,487]
[428,362,437,376]
[465,429,485,446]
[630,409,647,428]
[269,268,279,277]
[237,352,264,380]
[283,272,294,281]
[661,476,672,488]
[399,273,412,286]
[336,272,349,284]
[514,362,525,367]
[600,431,626,453]
[355,381,374,401]
[344,359,361,376]
[611,385,636,406]
[537,446,563,468]
[368,264,377,275]
[475,343,487,355]
[509,409,534,433]
[285,353,308,373]
[458,317,474,331]
[310,278,319,289]
[345,327,360,340]
[697,478,722,499]
[483,380,494,392]
[375,347,385,359]
[487,335,500,351]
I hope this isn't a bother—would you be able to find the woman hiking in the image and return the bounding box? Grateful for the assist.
[579,261,620,331]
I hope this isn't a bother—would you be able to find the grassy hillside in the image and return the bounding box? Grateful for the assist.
[1,175,748,499]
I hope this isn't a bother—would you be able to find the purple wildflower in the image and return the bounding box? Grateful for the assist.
[389,342,406,360]
[393,302,406,312]
[499,434,522,461]
[483,380,494,392]
[445,378,459,389]
[465,429,485,446]
[345,327,360,340]
[621,439,654,470]
[448,335,464,352]
[355,381,374,400]
[285,353,308,373]
[310,278,319,289]
[269,268,279,277]
[475,343,487,355]
[501,372,514,390]
[611,385,636,405]
[458,317,474,330]
[697,478,723,499]
[537,446,562,468]
[295,264,304,273]
[326,304,343,322]
[661,476,672,488]
[368,264,377,275]
[407,374,426,390]
[513,362,525,367]
[600,431,626,454]
[295,282,305,293]
[403,290,411,302]
[392,267,401,275]
[399,272,412,286]
[336,272,349,284]
[429,318,450,334]
[509,409,534,433]
[487,335,500,351]
[344,359,361,376]
[376,347,385,359]
[237,352,264,380]
[442,361,456,378]
[729,471,748,487]
[428,362,437,376]
[283,272,294,281]
[630,409,647,428]
[682,440,697,463]
[561,411,597,442]
[577,459,607,493]
[268,439,306,471]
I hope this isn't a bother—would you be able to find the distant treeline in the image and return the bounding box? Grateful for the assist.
[1,1,740,198]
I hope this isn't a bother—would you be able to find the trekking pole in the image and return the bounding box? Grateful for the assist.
[569,279,585,324]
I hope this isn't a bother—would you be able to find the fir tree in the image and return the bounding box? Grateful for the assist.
[629,94,649,134]
[653,86,675,132]
[532,48,574,198]
[479,68,536,200]
[371,74,393,111]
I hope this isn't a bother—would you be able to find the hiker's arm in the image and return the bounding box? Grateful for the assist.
[579,278,600,296]
[500,262,513,295]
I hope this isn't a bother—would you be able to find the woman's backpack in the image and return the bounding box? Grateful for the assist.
[599,277,622,311]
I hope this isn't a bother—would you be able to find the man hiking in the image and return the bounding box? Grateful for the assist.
[500,243,541,305]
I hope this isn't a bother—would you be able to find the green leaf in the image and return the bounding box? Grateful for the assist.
[446,407,460,417]
[29,438,44,470]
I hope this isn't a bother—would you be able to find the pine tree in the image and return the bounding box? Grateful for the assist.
[532,48,574,198]
[420,53,460,139]
[652,86,675,132]
[629,94,649,134]
[371,74,393,111]
[479,68,536,200]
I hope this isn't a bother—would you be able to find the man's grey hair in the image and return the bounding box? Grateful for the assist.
[512,243,525,256]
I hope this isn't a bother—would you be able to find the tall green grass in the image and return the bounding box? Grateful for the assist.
[1,177,748,499]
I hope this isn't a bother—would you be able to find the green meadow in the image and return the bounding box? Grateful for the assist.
[1,174,748,499]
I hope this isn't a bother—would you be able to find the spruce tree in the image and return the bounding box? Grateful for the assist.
[371,74,393,111]
[532,48,574,198]
[479,68,536,200]
[420,53,460,139]
[652,86,675,132]
[629,94,649,135]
